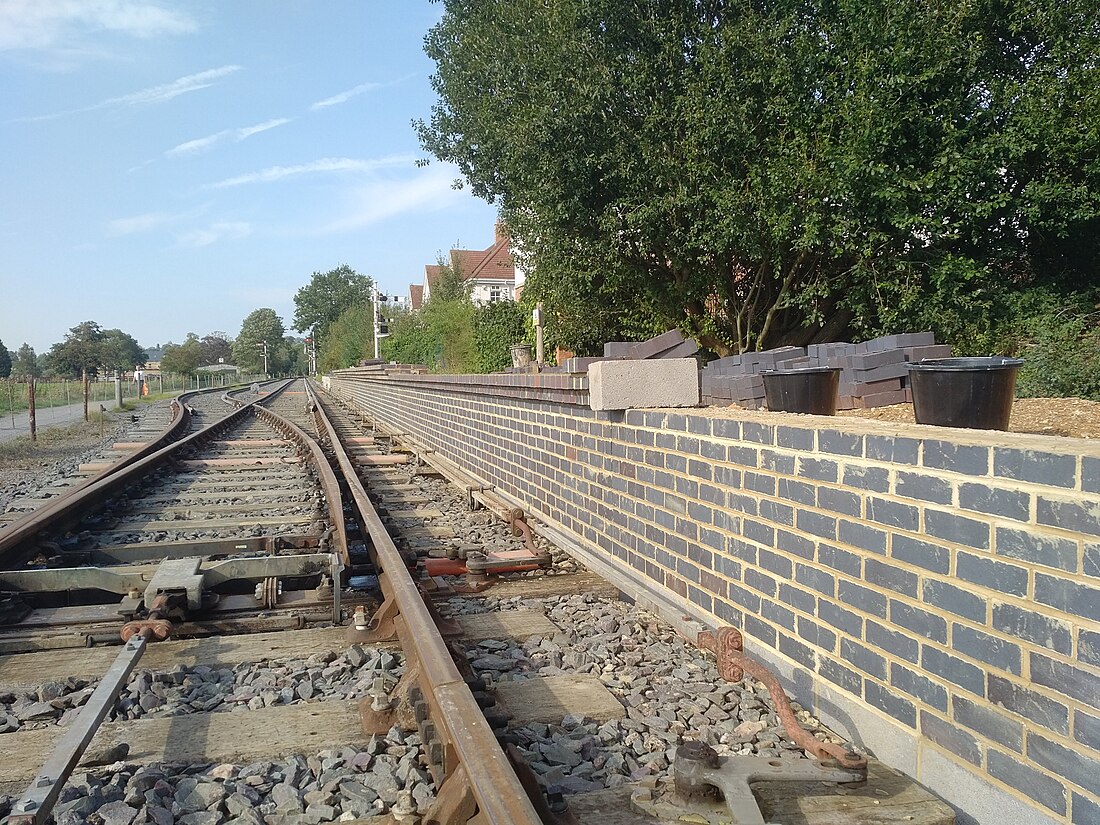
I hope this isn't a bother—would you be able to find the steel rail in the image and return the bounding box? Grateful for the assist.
[304,381,542,825]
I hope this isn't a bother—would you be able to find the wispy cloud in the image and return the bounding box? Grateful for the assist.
[207,155,415,189]
[106,211,174,236]
[318,164,467,233]
[0,0,196,52]
[165,117,292,158]
[177,221,252,248]
[15,65,241,122]
[309,74,416,111]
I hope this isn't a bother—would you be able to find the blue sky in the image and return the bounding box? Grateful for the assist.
[0,1,499,354]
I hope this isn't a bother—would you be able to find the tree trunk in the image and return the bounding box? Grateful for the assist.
[27,379,36,443]
[82,369,89,422]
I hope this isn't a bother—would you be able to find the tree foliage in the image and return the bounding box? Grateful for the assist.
[200,332,233,366]
[10,344,37,379]
[0,340,10,379]
[382,255,477,372]
[47,321,106,377]
[160,334,204,375]
[101,329,146,373]
[293,265,374,344]
[319,305,375,371]
[418,0,1100,355]
[233,309,289,374]
[473,301,527,372]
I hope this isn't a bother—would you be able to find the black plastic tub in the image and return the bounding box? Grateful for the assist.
[762,367,841,415]
[906,357,1024,430]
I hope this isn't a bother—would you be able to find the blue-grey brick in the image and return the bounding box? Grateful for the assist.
[953,695,1023,751]
[714,599,743,627]
[778,477,816,505]
[1076,710,1100,751]
[988,674,1069,734]
[799,456,838,482]
[996,527,1077,573]
[891,663,948,711]
[891,534,950,574]
[817,487,862,517]
[953,624,1022,675]
[818,600,863,636]
[778,633,816,668]
[838,520,887,554]
[1085,457,1100,494]
[820,657,862,696]
[819,430,863,457]
[956,551,1028,597]
[728,582,762,612]
[728,493,758,515]
[959,482,1030,522]
[727,445,758,467]
[994,447,1077,489]
[922,646,985,695]
[923,440,990,476]
[987,750,1067,815]
[743,518,775,547]
[779,582,816,614]
[744,472,776,496]
[1028,732,1100,796]
[866,434,920,464]
[867,620,919,662]
[760,499,796,528]
[700,526,725,552]
[760,449,795,475]
[923,579,986,622]
[758,548,792,578]
[1035,574,1100,622]
[865,558,918,597]
[843,465,889,493]
[689,459,712,480]
[1032,653,1100,710]
[744,615,776,647]
[838,580,887,618]
[920,711,981,765]
[1072,792,1100,825]
[867,497,919,531]
[700,440,728,461]
[711,418,742,440]
[925,509,990,549]
[741,421,774,444]
[728,538,758,563]
[667,454,688,474]
[840,638,887,679]
[777,426,814,450]
[1087,544,1100,579]
[796,509,837,540]
[1038,496,1100,537]
[797,615,837,650]
[686,416,711,436]
[991,602,1072,655]
[890,600,948,643]
[795,563,835,597]
[865,681,916,728]
[763,600,796,630]
[818,544,862,577]
[745,568,777,596]
[1080,629,1100,668]
[712,509,740,534]
[714,554,742,581]
[896,472,953,504]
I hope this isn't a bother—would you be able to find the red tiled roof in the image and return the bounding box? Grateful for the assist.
[409,284,424,310]
[424,264,443,291]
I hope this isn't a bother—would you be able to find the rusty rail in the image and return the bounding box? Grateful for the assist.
[306,382,543,825]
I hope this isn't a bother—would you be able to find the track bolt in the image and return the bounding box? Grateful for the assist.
[391,790,419,823]
[17,799,37,812]
[353,605,369,631]
[369,678,391,712]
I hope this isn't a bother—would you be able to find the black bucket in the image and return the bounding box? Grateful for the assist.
[762,367,841,415]
[906,357,1024,430]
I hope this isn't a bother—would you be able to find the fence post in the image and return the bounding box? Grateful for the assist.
[28,379,36,442]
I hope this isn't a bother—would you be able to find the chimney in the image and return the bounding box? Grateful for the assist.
[494,220,507,243]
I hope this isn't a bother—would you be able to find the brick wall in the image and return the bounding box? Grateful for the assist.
[327,368,1100,825]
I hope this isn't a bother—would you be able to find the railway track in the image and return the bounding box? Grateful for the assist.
[0,378,951,825]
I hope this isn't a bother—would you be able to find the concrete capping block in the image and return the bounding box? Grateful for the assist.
[588,358,700,411]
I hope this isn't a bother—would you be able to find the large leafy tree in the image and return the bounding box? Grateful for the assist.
[233,309,289,375]
[292,265,374,344]
[199,332,233,366]
[160,335,204,375]
[101,329,146,374]
[11,344,38,379]
[47,321,106,420]
[418,0,1100,354]
[0,340,10,378]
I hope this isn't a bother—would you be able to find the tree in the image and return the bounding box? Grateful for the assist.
[101,329,146,374]
[160,335,204,375]
[233,309,288,375]
[11,344,38,379]
[293,265,374,344]
[199,332,233,366]
[473,301,526,373]
[319,305,374,371]
[418,0,1100,355]
[0,340,10,378]
[48,321,106,420]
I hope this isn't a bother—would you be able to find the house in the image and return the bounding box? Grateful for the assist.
[413,223,517,308]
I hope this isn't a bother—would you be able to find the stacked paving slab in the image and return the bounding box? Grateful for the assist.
[559,329,700,374]
[701,332,951,409]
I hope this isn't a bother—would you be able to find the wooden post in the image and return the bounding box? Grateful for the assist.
[82,368,89,422]
[28,378,36,442]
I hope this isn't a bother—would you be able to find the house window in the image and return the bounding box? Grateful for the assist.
[489,286,502,303]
